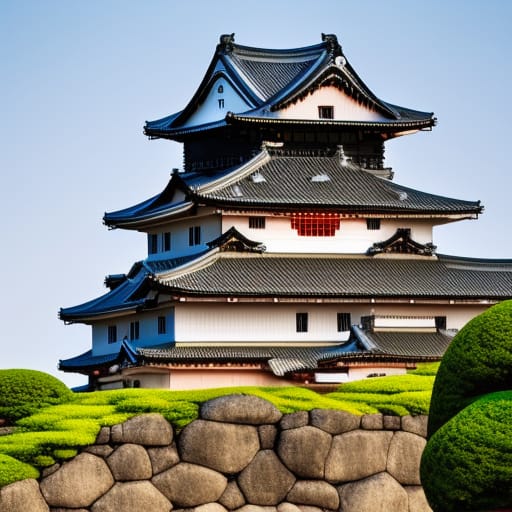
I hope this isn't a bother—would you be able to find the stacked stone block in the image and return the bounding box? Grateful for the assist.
[0,395,432,511]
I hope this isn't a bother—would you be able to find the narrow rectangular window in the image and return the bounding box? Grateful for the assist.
[107,325,117,344]
[158,316,166,335]
[337,312,351,332]
[163,232,171,251]
[130,321,140,341]
[148,234,158,254]
[218,98,224,109]
[318,106,334,119]
[249,216,266,229]
[366,219,381,230]
[189,226,201,246]
[296,313,308,332]
[435,316,447,330]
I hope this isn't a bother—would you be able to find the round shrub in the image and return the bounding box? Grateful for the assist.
[421,391,512,512]
[0,369,73,423]
[427,300,512,437]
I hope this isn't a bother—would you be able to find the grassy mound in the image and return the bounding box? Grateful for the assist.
[0,454,39,487]
[0,369,73,424]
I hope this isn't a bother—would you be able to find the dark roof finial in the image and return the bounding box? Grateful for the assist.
[321,33,343,61]
[218,33,235,53]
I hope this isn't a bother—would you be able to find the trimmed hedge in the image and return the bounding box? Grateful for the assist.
[0,370,73,423]
[421,391,512,512]
[427,300,512,437]
[422,300,512,511]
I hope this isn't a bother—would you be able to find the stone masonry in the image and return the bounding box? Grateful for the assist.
[0,394,432,512]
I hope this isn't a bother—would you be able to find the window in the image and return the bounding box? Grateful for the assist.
[218,98,224,109]
[148,234,158,254]
[337,312,351,332]
[249,216,266,229]
[163,232,171,252]
[130,321,139,341]
[158,316,166,335]
[189,226,201,246]
[291,213,340,236]
[435,316,447,330]
[296,313,308,332]
[318,106,334,119]
[217,85,224,94]
[367,219,381,230]
[107,325,117,344]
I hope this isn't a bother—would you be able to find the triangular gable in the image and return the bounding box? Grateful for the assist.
[207,226,266,253]
[367,228,437,256]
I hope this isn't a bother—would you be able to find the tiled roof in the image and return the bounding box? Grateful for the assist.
[156,253,512,299]
[352,326,453,358]
[194,153,481,214]
[59,349,119,371]
[104,151,481,228]
[144,34,434,138]
[138,342,360,376]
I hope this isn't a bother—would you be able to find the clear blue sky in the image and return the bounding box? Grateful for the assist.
[1,0,511,388]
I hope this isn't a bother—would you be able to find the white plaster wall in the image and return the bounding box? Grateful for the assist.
[347,366,408,381]
[183,73,251,127]
[147,213,222,260]
[92,308,175,356]
[222,214,433,254]
[175,303,366,343]
[278,86,389,121]
[168,369,291,390]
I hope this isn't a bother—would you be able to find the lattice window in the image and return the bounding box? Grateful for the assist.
[296,313,308,332]
[249,216,266,229]
[158,316,166,335]
[337,312,351,332]
[130,321,139,341]
[366,218,381,230]
[107,325,117,344]
[291,213,340,236]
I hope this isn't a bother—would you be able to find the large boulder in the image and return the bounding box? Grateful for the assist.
[152,462,227,507]
[286,480,339,510]
[106,443,152,481]
[91,481,172,512]
[325,430,393,483]
[386,431,425,485]
[179,419,260,473]
[0,479,49,512]
[277,426,332,478]
[111,414,173,446]
[337,472,408,512]
[309,409,360,434]
[39,453,114,508]
[238,450,296,505]
[200,395,282,424]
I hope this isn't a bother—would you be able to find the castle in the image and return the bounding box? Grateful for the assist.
[60,34,512,390]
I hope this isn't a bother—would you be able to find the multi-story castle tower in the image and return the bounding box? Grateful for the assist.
[60,34,512,390]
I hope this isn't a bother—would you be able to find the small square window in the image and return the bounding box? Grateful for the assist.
[130,321,140,341]
[158,316,166,335]
[249,216,266,229]
[107,325,117,344]
[163,232,171,251]
[337,313,351,332]
[296,313,308,332]
[367,219,381,230]
[318,106,334,119]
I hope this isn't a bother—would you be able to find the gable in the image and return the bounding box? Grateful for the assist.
[277,85,389,122]
[183,74,252,128]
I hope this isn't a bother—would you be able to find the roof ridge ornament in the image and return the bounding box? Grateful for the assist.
[218,33,235,53]
[321,33,343,62]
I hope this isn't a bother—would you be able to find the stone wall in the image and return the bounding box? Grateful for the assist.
[0,395,433,512]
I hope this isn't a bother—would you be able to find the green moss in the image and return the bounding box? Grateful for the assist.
[0,454,39,487]
[0,370,73,423]
[421,391,512,512]
[427,300,512,437]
